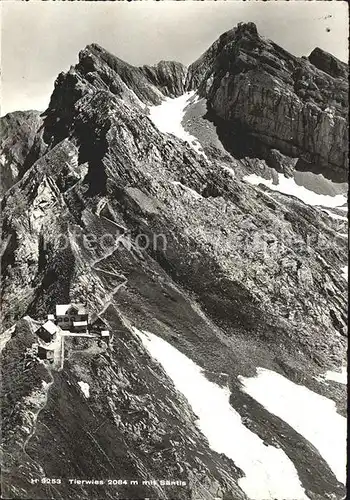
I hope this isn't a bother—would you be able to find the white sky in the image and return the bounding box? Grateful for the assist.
[0,0,348,116]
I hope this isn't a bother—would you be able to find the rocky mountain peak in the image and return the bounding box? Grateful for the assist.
[186,22,348,181]
[308,46,348,79]
[78,42,135,76]
[236,21,259,36]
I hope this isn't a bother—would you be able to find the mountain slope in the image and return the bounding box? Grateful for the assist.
[1,22,348,500]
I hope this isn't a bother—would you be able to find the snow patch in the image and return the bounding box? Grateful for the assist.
[244,173,347,208]
[148,91,207,158]
[239,368,347,484]
[341,266,348,281]
[315,366,347,385]
[322,209,348,221]
[133,328,308,500]
[78,381,90,398]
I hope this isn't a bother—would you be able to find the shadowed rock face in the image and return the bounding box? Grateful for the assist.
[0,22,348,500]
[308,47,348,79]
[142,61,188,97]
[187,22,348,181]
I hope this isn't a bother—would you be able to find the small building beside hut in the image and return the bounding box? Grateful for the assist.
[100,330,110,342]
[38,345,54,363]
[89,315,107,334]
[37,320,58,343]
[89,315,110,341]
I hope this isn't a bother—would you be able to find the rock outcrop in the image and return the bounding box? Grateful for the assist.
[142,60,187,97]
[0,111,44,195]
[308,47,348,79]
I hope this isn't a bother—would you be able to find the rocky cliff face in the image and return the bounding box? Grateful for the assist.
[1,23,348,500]
[142,60,187,97]
[188,22,348,181]
[308,47,348,79]
[0,111,44,195]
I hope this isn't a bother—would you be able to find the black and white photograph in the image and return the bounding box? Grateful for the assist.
[0,1,348,499]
